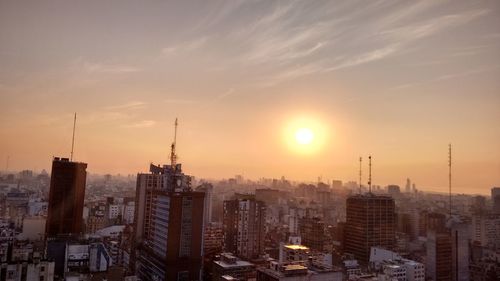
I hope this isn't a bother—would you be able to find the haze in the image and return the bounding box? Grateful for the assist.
[1,0,499,195]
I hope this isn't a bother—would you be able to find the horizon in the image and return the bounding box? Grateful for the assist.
[1,0,499,196]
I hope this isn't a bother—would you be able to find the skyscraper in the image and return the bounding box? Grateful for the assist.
[492,187,500,214]
[133,163,205,281]
[344,194,396,263]
[426,230,452,281]
[45,157,87,238]
[223,194,266,260]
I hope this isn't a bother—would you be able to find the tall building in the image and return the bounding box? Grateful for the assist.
[45,157,87,238]
[298,217,326,251]
[223,194,266,260]
[196,182,214,226]
[450,220,470,281]
[133,163,205,281]
[426,230,452,281]
[343,194,396,263]
[492,187,500,214]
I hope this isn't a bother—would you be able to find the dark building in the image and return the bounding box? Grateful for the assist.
[299,217,326,251]
[133,163,205,281]
[45,157,87,238]
[223,194,266,260]
[426,230,452,281]
[343,194,396,264]
[492,187,500,214]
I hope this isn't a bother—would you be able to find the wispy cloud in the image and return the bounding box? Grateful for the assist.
[164,98,198,104]
[123,120,156,128]
[161,37,207,56]
[104,101,146,110]
[82,61,141,74]
[215,1,491,86]
[390,65,500,90]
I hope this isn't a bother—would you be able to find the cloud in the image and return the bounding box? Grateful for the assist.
[164,98,198,104]
[161,37,208,56]
[104,101,146,110]
[219,1,491,86]
[82,61,141,74]
[123,120,156,128]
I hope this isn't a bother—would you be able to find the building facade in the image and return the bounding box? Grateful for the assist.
[45,157,87,238]
[344,194,396,263]
[223,195,266,260]
[133,163,205,281]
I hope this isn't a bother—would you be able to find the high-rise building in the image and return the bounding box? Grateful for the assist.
[133,163,205,281]
[223,194,266,260]
[196,182,213,226]
[343,194,396,264]
[45,157,87,238]
[298,217,326,251]
[491,187,500,214]
[426,230,452,281]
[450,220,470,281]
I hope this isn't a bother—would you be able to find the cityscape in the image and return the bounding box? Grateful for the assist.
[1,1,499,281]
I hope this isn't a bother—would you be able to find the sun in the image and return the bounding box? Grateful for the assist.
[295,128,314,145]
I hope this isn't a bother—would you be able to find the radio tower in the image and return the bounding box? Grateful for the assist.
[359,157,362,193]
[448,143,452,218]
[368,155,372,193]
[70,113,77,161]
[170,118,178,169]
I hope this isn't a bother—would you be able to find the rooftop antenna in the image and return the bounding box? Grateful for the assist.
[368,155,372,193]
[70,113,77,161]
[5,156,9,172]
[448,143,452,218]
[359,157,362,194]
[170,118,178,168]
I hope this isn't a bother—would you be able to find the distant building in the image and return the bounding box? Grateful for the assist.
[196,182,214,225]
[492,187,500,214]
[387,185,401,196]
[344,194,396,264]
[45,157,87,238]
[223,195,266,260]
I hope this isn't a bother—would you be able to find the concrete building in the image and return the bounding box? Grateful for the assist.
[212,253,256,281]
[426,230,452,281]
[45,157,87,238]
[471,212,500,248]
[256,260,342,281]
[299,217,326,251]
[223,195,266,260]
[492,187,500,214]
[344,194,396,263]
[134,163,205,281]
[196,182,214,226]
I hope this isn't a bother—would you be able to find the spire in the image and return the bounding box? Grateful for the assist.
[449,143,452,218]
[170,118,178,168]
[368,155,372,193]
[359,157,362,194]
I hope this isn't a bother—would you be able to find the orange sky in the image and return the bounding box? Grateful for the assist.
[1,1,499,195]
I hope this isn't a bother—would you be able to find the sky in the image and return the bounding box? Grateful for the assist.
[0,0,499,195]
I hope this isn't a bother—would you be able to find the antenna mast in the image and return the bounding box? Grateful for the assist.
[70,113,76,161]
[368,155,372,193]
[448,144,452,218]
[359,157,362,193]
[170,118,178,168]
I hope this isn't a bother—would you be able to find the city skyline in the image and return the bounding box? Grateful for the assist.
[1,0,499,195]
